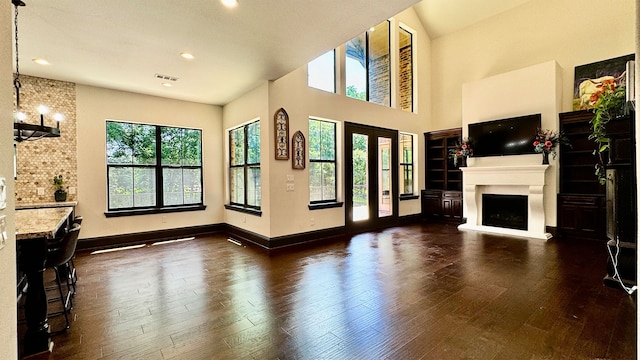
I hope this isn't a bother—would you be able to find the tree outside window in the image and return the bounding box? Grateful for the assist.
[309,119,336,203]
[229,120,261,209]
[106,121,202,211]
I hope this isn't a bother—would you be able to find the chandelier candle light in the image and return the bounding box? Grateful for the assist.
[12,0,63,142]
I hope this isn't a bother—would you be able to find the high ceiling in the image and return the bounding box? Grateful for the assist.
[11,0,529,106]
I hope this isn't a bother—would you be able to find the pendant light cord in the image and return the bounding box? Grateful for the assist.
[13,2,22,109]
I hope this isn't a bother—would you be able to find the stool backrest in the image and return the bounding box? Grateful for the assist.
[47,223,81,268]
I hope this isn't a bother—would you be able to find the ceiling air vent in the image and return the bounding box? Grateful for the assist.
[154,73,179,82]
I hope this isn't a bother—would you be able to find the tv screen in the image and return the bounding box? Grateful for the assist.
[468,114,541,157]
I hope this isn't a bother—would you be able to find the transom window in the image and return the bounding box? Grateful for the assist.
[229,120,261,210]
[309,119,337,203]
[346,20,390,106]
[106,121,203,212]
[399,26,414,112]
[308,50,336,93]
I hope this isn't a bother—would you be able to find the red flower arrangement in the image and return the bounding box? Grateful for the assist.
[533,128,569,159]
[449,138,473,166]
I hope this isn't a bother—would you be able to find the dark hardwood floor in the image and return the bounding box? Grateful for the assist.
[23,222,636,359]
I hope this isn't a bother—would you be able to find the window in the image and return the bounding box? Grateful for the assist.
[308,50,335,93]
[309,119,336,203]
[399,26,413,112]
[106,121,203,212]
[346,20,390,106]
[399,133,413,195]
[229,121,261,210]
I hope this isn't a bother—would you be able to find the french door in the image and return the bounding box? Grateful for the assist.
[345,122,398,233]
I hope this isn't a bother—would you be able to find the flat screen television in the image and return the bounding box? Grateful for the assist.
[468,114,541,157]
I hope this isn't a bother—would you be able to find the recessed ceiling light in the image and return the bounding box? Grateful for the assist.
[221,0,238,8]
[32,58,50,65]
[162,82,173,87]
[180,52,194,60]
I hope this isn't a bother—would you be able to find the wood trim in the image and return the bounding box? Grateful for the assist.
[77,224,225,252]
[78,215,425,253]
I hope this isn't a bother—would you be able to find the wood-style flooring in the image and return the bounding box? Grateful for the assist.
[23,223,636,359]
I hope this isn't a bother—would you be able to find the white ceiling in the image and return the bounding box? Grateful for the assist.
[12,0,529,106]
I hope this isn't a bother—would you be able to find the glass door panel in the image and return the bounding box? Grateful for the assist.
[378,137,392,218]
[352,133,369,221]
[345,123,398,233]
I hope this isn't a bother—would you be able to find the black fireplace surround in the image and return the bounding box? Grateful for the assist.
[482,194,528,230]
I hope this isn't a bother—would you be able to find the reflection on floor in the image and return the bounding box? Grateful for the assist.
[23,222,637,359]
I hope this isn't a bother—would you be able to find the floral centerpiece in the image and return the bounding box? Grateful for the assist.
[533,129,569,162]
[449,138,473,166]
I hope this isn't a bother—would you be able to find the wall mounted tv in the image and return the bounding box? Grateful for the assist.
[468,114,541,157]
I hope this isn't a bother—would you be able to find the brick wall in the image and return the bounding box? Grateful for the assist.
[369,54,390,106]
[399,44,413,111]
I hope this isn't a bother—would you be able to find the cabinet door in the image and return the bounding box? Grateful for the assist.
[558,195,605,240]
[442,192,462,221]
[421,190,442,218]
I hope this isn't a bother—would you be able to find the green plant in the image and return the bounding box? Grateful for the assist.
[589,82,627,185]
[52,174,65,191]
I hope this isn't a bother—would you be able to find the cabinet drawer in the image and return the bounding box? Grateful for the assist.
[442,191,462,199]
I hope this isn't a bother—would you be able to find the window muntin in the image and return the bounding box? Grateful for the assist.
[346,21,390,106]
[399,27,413,112]
[229,120,261,209]
[106,121,203,211]
[399,133,414,195]
[309,119,337,203]
[308,50,336,93]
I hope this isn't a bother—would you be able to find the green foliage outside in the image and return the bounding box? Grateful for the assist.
[106,121,202,209]
[309,120,336,201]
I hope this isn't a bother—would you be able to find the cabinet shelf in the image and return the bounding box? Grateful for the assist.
[423,128,463,223]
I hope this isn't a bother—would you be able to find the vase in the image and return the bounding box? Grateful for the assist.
[54,189,67,202]
[459,156,467,167]
[542,152,549,165]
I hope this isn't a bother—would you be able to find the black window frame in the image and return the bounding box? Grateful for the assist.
[227,120,261,213]
[399,132,414,196]
[105,121,205,217]
[308,118,338,206]
[346,20,391,106]
[398,26,414,112]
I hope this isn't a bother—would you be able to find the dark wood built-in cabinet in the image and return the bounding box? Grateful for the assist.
[422,128,463,222]
[557,110,606,240]
[558,109,637,290]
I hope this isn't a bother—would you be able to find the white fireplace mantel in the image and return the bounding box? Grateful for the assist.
[458,165,552,240]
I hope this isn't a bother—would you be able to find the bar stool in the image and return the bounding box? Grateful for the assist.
[45,223,81,333]
[68,216,83,290]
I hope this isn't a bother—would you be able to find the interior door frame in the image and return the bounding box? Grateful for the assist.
[344,122,399,234]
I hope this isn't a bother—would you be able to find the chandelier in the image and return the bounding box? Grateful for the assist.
[12,0,62,142]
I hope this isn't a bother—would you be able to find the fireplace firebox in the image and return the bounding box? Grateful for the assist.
[482,194,528,230]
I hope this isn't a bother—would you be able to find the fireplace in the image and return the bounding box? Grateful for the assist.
[458,165,551,239]
[482,194,528,230]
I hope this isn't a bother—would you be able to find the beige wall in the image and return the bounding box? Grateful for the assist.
[76,85,224,239]
[430,0,636,132]
[265,8,430,238]
[462,61,562,226]
[1,2,17,359]
[222,82,272,236]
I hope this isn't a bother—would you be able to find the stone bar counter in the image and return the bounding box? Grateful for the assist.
[15,207,74,240]
[16,206,75,357]
[15,201,78,210]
